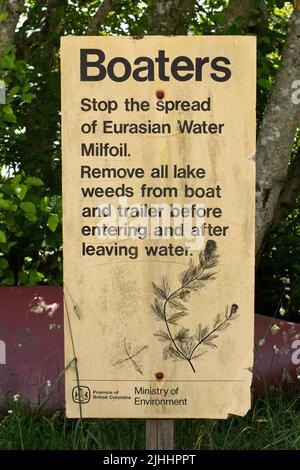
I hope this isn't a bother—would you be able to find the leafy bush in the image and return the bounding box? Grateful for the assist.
[256,198,300,322]
[0,170,62,285]
[0,0,299,325]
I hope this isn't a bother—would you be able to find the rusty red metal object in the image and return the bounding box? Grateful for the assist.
[253,313,300,387]
[0,287,299,408]
[0,287,64,408]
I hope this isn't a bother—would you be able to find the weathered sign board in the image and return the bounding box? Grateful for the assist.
[61,36,256,419]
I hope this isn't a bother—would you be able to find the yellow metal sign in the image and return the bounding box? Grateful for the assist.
[61,36,256,418]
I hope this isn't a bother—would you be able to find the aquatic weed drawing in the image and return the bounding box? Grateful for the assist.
[113,338,149,375]
[151,240,239,373]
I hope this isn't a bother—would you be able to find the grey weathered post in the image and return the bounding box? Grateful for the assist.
[146,419,174,450]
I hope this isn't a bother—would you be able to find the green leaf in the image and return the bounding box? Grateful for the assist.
[7,86,20,100]
[3,274,15,285]
[0,199,10,209]
[1,241,17,255]
[0,53,15,70]
[2,112,17,123]
[22,83,31,93]
[47,214,59,232]
[25,212,38,222]
[248,18,258,26]
[40,196,49,212]
[7,241,17,250]
[14,184,27,200]
[0,258,9,269]
[257,78,273,90]
[20,201,36,213]
[0,11,8,23]
[18,271,28,284]
[11,174,22,184]
[21,92,36,103]
[271,324,280,335]
[0,230,7,243]
[24,176,44,187]
[73,304,80,319]
[259,0,267,10]
[3,104,13,114]
[28,269,44,285]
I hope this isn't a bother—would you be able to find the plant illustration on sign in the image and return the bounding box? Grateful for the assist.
[113,338,149,375]
[151,240,239,373]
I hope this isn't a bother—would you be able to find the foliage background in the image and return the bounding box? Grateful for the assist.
[0,0,299,321]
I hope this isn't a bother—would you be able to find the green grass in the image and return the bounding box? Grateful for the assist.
[0,393,299,450]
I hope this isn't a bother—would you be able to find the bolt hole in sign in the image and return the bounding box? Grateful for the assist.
[61,36,256,419]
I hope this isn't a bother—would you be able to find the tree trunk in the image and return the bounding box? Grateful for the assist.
[87,0,119,35]
[255,7,300,253]
[147,0,196,35]
[224,0,258,27]
[0,0,23,56]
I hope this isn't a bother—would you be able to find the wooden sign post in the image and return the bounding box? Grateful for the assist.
[146,419,174,450]
[61,36,256,448]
